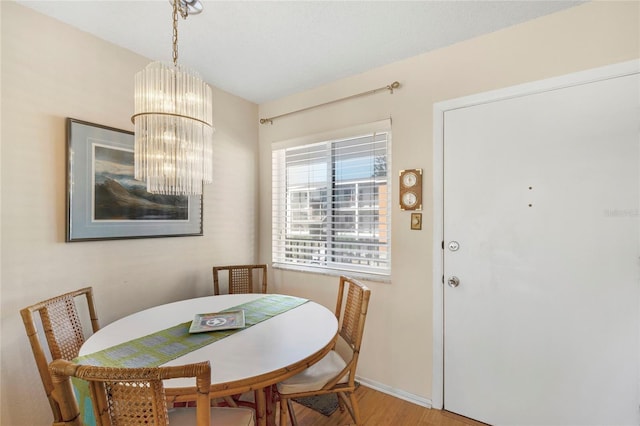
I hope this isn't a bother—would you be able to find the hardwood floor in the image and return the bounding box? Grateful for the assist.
[279,385,485,426]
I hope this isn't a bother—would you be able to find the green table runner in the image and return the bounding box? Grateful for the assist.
[73,294,308,425]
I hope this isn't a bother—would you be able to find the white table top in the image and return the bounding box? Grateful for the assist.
[80,294,338,391]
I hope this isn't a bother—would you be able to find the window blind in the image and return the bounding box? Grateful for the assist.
[272,121,391,278]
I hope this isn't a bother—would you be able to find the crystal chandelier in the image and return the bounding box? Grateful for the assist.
[132,0,213,195]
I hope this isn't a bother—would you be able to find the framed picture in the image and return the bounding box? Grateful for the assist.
[66,118,203,242]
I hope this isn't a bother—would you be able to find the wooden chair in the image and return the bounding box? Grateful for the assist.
[275,276,371,426]
[20,287,100,423]
[49,359,255,426]
[212,264,268,295]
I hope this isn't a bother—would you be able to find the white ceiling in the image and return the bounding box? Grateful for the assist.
[18,1,584,104]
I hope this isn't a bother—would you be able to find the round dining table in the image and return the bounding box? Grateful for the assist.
[79,293,338,426]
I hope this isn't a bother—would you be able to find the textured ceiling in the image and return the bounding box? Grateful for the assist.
[18,1,584,104]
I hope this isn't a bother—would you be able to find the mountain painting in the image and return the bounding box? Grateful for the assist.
[93,144,189,221]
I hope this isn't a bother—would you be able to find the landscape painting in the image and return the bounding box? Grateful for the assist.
[93,145,188,221]
[66,118,202,242]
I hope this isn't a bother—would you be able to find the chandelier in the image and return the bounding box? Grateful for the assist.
[132,0,213,195]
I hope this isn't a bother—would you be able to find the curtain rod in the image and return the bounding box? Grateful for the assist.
[259,81,400,125]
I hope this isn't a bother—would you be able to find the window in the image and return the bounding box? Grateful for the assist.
[272,120,391,278]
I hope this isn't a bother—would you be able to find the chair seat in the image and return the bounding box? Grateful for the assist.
[277,350,348,394]
[169,406,255,425]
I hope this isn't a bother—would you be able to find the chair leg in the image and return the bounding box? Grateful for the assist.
[337,391,346,413]
[286,399,298,426]
[348,391,361,425]
[337,391,361,425]
[279,395,289,426]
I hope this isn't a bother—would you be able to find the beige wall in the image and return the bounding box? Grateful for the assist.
[0,2,258,425]
[258,1,639,404]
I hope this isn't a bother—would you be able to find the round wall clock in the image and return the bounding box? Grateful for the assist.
[402,171,418,188]
[402,191,418,208]
[399,168,423,210]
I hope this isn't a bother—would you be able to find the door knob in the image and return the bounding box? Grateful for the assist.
[447,276,460,288]
[448,241,460,251]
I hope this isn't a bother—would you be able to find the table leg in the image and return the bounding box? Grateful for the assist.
[255,389,267,426]
[265,385,276,426]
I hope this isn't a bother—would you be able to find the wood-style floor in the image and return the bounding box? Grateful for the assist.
[280,385,485,426]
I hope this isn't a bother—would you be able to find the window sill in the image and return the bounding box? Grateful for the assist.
[272,263,391,284]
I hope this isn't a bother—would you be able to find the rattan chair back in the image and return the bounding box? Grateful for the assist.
[212,264,268,295]
[332,275,371,388]
[277,275,371,426]
[49,359,212,426]
[20,287,100,423]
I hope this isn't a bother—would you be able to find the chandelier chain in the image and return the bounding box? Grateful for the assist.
[172,1,189,67]
[172,1,179,66]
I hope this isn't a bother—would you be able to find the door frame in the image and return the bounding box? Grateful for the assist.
[431,59,639,410]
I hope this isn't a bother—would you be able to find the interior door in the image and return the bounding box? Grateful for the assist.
[443,72,639,425]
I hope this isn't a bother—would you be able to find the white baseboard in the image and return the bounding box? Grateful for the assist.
[355,375,433,409]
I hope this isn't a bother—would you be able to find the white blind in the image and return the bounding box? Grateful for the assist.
[272,121,391,277]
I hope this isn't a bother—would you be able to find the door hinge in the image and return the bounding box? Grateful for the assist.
[442,275,445,284]
[442,240,444,250]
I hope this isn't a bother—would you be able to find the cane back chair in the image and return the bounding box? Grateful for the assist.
[275,276,371,426]
[212,264,267,295]
[20,287,100,423]
[49,359,255,425]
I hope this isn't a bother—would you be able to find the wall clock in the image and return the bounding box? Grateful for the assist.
[399,168,422,210]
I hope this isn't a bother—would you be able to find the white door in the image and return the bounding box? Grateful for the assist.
[442,70,639,425]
